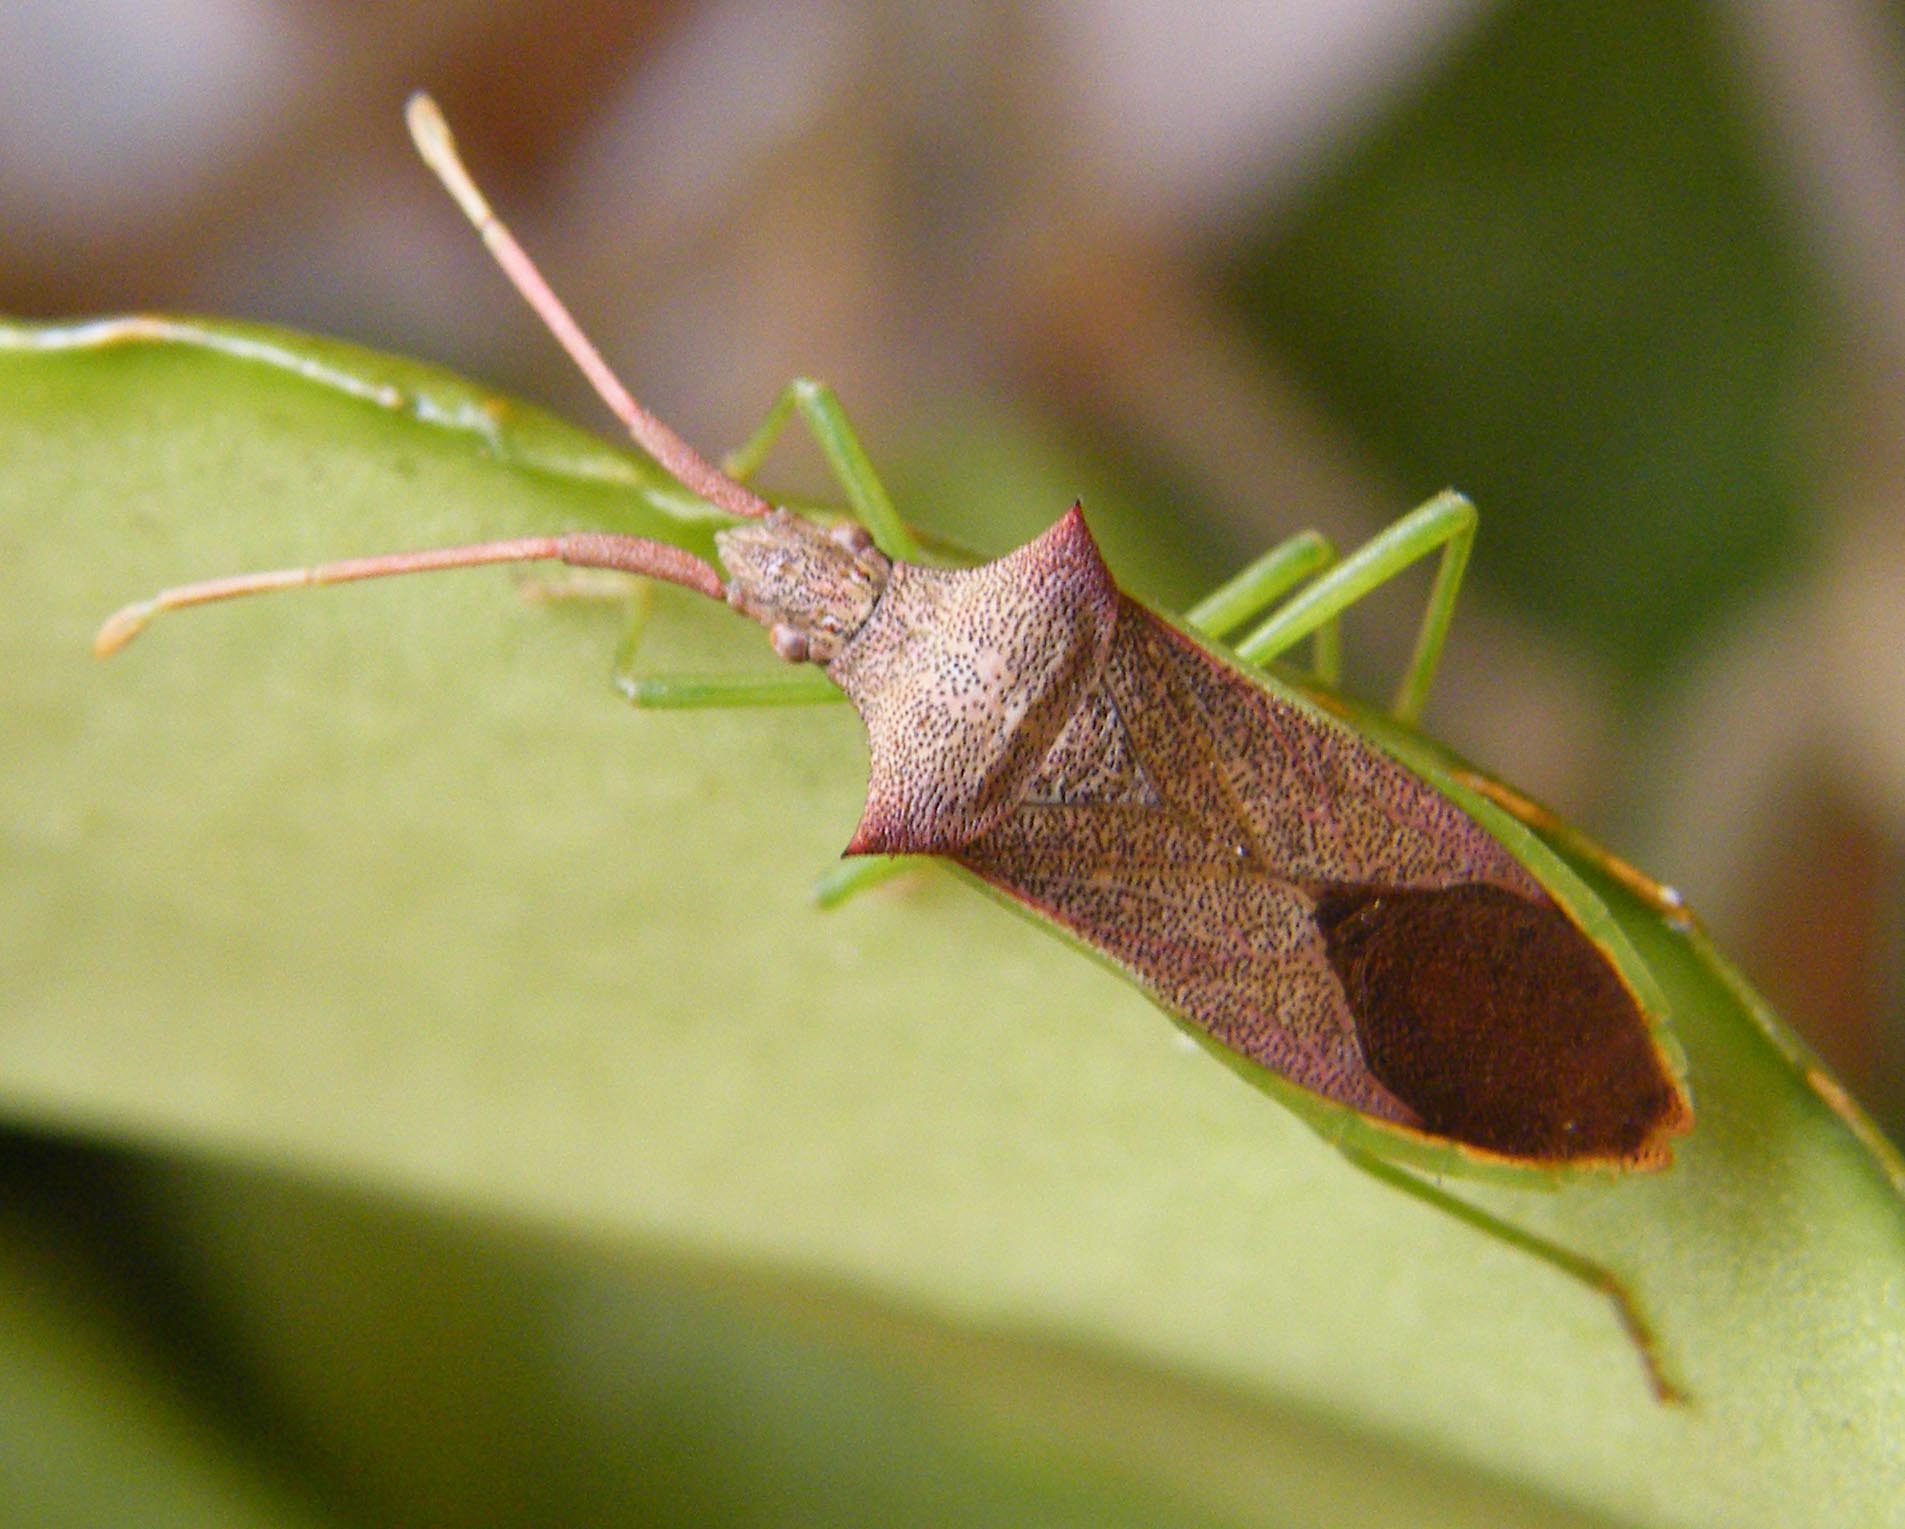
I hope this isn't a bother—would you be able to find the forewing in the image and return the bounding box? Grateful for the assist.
[953,601,1432,1124]
[958,600,1689,1165]
[958,797,1418,1126]
[1108,602,1541,899]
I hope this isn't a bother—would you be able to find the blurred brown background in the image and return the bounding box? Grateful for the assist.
[10,0,1896,1129]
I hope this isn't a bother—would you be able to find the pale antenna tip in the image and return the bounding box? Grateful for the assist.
[404,92,493,227]
[94,601,153,657]
[404,91,447,153]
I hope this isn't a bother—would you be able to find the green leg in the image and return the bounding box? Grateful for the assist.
[1233,490,1476,725]
[610,583,844,709]
[723,378,926,563]
[515,569,645,604]
[618,668,844,709]
[1338,1145,1682,1404]
[1185,530,1343,687]
[1457,772,1695,927]
[812,854,923,908]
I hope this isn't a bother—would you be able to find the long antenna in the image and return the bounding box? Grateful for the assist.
[94,534,724,657]
[94,94,766,656]
[404,93,770,523]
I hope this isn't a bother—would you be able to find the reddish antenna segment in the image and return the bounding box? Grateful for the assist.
[93,534,724,657]
[403,94,771,524]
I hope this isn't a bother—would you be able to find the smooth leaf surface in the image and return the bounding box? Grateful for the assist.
[142,1155,1626,1529]
[3,316,1902,1526]
[0,1191,337,1529]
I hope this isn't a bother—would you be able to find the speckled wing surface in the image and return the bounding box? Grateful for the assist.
[956,599,1690,1164]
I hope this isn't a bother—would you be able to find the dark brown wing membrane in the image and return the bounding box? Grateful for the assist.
[1314,883,1691,1162]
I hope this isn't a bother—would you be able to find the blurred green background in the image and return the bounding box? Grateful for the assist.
[4,0,1903,1523]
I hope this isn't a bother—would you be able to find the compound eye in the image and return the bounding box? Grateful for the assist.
[830,521,875,554]
[770,623,811,664]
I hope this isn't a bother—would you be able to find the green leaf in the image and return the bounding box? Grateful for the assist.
[3,316,1902,1526]
[0,1188,339,1528]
